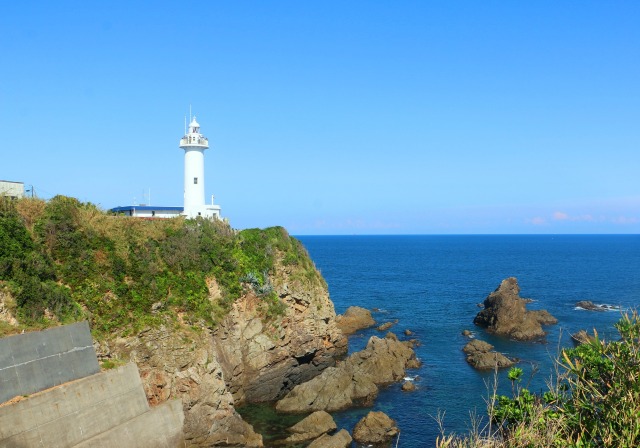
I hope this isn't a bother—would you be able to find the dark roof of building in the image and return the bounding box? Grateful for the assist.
[110,206,184,212]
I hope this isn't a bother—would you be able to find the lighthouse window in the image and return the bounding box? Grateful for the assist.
[194,177,198,184]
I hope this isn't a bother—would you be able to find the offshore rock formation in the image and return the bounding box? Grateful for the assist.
[353,411,399,446]
[474,277,557,341]
[335,306,375,335]
[463,339,516,370]
[275,333,416,413]
[575,300,620,312]
[307,429,352,448]
[212,258,347,404]
[275,410,337,446]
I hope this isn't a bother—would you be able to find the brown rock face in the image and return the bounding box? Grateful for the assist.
[307,429,352,448]
[401,381,416,391]
[101,326,263,447]
[462,339,516,370]
[275,333,416,413]
[335,306,375,335]
[277,410,337,445]
[213,258,347,404]
[353,411,399,445]
[473,277,557,341]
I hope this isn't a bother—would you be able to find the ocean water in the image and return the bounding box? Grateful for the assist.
[287,235,640,447]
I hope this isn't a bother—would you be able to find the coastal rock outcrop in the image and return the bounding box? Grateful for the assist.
[353,411,399,446]
[402,380,416,391]
[307,429,352,448]
[473,277,557,341]
[276,410,337,445]
[212,257,347,404]
[335,306,375,335]
[101,325,263,447]
[275,333,416,413]
[575,301,619,312]
[463,339,516,370]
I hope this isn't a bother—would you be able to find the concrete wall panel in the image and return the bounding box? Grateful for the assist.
[74,399,186,448]
[0,363,151,447]
[0,321,99,403]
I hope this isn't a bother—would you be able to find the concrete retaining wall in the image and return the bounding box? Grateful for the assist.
[0,321,99,403]
[74,399,185,448]
[0,363,150,447]
[0,323,185,447]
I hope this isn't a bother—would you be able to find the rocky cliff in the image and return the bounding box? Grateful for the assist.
[96,325,263,447]
[212,253,347,404]
[96,247,347,446]
[0,198,349,446]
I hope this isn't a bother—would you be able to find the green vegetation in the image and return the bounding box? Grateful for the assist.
[0,195,321,339]
[438,312,640,448]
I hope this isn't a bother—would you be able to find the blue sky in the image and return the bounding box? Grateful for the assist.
[2,1,638,234]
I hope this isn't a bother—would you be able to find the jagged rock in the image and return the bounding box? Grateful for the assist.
[576,301,604,311]
[463,339,516,370]
[473,277,557,341]
[402,381,416,391]
[404,329,413,336]
[276,334,416,413]
[307,429,352,448]
[212,258,347,404]
[353,411,399,445]
[575,301,619,312]
[277,410,336,445]
[108,325,263,447]
[462,329,472,337]
[406,358,422,369]
[385,331,398,341]
[530,309,558,325]
[377,322,393,331]
[335,306,375,335]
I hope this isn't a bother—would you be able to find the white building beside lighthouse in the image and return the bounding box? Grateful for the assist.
[111,114,222,220]
[180,116,221,219]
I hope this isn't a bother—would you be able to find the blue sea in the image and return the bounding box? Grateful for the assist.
[291,235,640,447]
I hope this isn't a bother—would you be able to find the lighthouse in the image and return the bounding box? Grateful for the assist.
[179,116,221,219]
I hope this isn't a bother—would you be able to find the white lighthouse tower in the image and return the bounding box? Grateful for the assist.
[179,116,221,219]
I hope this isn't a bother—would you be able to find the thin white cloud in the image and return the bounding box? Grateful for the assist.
[529,217,546,226]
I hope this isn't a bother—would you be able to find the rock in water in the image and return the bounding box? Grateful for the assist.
[462,339,516,370]
[276,334,416,413]
[377,321,394,331]
[277,410,337,445]
[307,429,352,448]
[576,300,606,311]
[473,277,557,341]
[353,411,399,445]
[402,381,416,391]
[335,306,375,334]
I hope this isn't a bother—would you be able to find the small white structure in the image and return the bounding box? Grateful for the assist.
[179,117,221,219]
[0,180,25,200]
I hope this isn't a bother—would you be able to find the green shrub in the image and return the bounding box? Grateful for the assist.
[444,312,640,448]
